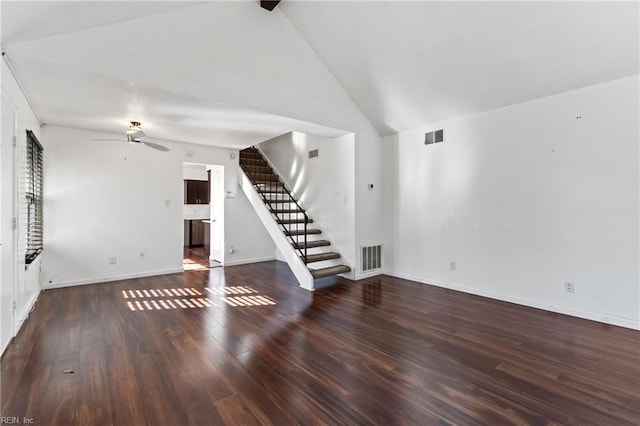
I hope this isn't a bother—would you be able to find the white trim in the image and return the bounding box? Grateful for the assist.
[340,269,356,281]
[385,270,640,331]
[1,51,43,126]
[354,269,383,280]
[1,288,40,357]
[44,267,184,289]
[16,288,40,325]
[224,256,276,267]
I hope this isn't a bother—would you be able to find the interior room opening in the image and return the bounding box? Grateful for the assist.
[182,162,225,271]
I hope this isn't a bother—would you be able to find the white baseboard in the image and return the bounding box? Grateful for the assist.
[44,267,185,289]
[16,288,41,323]
[385,270,640,331]
[354,269,383,280]
[224,256,276,267]
[340,270,356,281]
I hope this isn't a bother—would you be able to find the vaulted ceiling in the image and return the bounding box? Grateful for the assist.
[283,1,639,135]
[2,1,638,147]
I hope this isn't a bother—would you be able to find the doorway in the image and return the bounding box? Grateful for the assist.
[182,163,224,271]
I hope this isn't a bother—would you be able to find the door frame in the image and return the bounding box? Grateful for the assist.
[1,89,19,351]
[182,162,225,265]
[210,165,225,264]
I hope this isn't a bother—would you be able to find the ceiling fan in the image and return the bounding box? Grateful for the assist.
[91,121,170,152]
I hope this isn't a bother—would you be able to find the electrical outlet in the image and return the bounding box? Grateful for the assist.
[450,261,457,271]
[564,281,574,293]
[165,200,171,207]
[109,256,117,265]
[139,252,145,260]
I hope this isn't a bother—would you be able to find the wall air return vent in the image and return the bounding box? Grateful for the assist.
[308,149,319,159]
[361,245,382,272]
[425,129,444,145]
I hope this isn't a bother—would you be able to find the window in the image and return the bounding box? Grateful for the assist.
[25,130,43,264]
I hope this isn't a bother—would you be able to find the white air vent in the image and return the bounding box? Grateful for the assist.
[309,149,319,159]
[425,129,444,145]
[361,245,382,272]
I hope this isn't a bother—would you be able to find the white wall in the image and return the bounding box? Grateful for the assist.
[223,184,278,266]
[1,59,43,354]
[383,75,640,329]
[183,163,208,181]
[41,125,274,287]
[259,132,356,274]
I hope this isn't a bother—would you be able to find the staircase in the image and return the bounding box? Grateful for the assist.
[239,147,351,282]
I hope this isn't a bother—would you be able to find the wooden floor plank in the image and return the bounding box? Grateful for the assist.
[1,261,639,425]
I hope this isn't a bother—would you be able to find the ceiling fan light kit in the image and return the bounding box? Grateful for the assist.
[90,121,169,152]
[126,121,145,142]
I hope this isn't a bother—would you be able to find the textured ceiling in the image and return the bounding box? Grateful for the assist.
[2,1,638,146]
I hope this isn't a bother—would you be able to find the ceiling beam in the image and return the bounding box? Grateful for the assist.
[260,1,280,12]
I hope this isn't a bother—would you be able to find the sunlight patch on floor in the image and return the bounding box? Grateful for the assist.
[222,295,277,307]
[122,288,202,299]
[126,297,216,311]
[183,261,211,271]
[123,286,276,310]
[205,286,257,295]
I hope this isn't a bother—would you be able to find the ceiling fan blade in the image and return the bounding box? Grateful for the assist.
[142,141,170,152]
[89,138,126,142]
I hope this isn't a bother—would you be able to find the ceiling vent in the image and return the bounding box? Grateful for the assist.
[308,149,319,159]
[425,129,444,145]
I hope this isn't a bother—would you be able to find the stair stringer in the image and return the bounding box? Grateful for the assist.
[239,169,315,291]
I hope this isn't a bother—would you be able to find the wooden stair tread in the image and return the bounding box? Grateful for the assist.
[286,229,321,236]
[278,218,313,224]
[292,240,330,249]
[258,186,288,193]
[259,188,288,193]
[254,181,284,186]
[310,265,351,279]
[302,252,340,263]
[272,208,303,214]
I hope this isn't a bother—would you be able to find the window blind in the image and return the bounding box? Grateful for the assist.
[25,130,43,264]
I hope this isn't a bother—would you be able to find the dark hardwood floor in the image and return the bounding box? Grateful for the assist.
[2,261,639,425]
